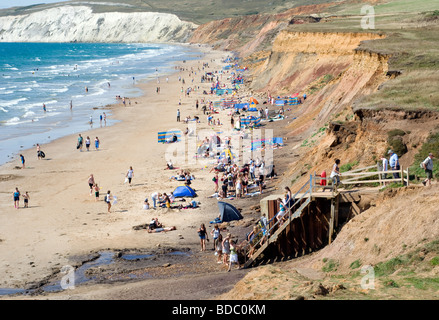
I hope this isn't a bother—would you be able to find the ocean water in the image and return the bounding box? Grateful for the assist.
[0,42,200,165]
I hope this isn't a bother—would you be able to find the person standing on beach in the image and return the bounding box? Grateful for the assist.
[228,240,241,272]
[13,187,20,209]
[421,153,434,186]
[126,166,134,185]
[77,134,83,151]
[103,112,107,126]
[210,224,221,251]
[85,136,91,151]
[105,190,112,213]
[36,144,41,160]
[177,109,181,122]
[88,174,95,196]
[23,191,30,208]
[150,192,161,209]
[20,154,25,169]
[95,137,100,150]
[197,223,209,252]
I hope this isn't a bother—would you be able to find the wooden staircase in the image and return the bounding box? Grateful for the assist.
[243,197,311,268]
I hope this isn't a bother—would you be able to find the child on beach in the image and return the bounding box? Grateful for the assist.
[210,224,221,251]
[95,137,100,150]
[215,233,223,264]
[23,191,30,208]
[143,198,150,210]
[94,184,100,202]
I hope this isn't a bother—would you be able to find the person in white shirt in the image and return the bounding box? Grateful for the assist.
[150,192,160,209]
[126,166,134,185]
[422,153,434,186]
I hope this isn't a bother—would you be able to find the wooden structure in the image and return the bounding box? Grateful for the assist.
[243,166,385,268]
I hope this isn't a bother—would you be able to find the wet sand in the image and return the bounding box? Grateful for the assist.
[0,43,294,299]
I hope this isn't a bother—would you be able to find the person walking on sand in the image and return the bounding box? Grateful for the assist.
[77,134,83,151]
[422,153,434,186]
[177,109,180,122]
[20,154,25,169]
[94,137,100,150]
[197,223,209,252]
[126,166,134,185]
[85,136,91,151]
[94,184,100,201]
[105,190,112,213]
[88,174,95,196]
[13,187,20,209]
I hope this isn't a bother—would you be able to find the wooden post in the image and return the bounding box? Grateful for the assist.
[377,162,382,187]
[334,194,339,228]
[401,166,404,185]
[329,197,336,244]
[406,167,410,186]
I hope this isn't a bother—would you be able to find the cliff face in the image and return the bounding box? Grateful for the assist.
[0,6,197,43]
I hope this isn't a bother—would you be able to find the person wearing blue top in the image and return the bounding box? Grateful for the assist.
[13,187,20,209]
[388,150,400,179]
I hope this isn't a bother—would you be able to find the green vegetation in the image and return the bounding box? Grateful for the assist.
[0,0,322,24]
[308,74,334,95]
[409,132,439,178]
[322,259,339,272]
[349,259,361,269]
[340,160,359,172]
[386,129,408,157]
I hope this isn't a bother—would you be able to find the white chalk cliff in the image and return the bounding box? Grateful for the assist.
[0,6,198,43]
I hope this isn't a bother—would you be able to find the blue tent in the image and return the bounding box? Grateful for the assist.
[173,185,197,198]
[217,201,243,222]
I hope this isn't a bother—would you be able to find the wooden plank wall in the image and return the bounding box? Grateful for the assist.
[265,197,332,259]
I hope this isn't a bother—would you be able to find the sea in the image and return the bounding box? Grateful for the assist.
[0,42,201,166]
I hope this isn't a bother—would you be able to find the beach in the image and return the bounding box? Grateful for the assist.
[0,44,279,298]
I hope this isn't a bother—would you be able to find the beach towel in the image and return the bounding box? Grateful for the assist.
[158,131,182,143]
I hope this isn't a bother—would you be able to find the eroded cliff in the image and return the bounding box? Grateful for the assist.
[0,5,197,43]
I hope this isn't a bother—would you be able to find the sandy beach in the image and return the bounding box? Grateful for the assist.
[0,44,281,298]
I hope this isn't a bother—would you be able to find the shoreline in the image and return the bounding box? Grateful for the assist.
[0,43,289,299]
[0,44,240,292]
[0,42,203,167]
